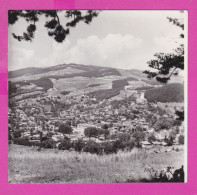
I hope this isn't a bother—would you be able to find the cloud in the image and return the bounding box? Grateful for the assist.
[48,33,143,69]
[152,24,183,54]
[8,47,35,70]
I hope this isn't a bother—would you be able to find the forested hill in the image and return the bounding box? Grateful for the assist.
[144,83,184,103]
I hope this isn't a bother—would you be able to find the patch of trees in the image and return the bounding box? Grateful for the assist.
[87,88,120,100]
[179,135,184,145]
[147,134,156,143]
[60,91,70,95]
[9,81,17,96]
[58,123,73,134]
[135,86,154,90]
[86,84,101,88]
[87,76,139,100]
[153,117,174,131]
[84,127,109,138]
[13,137,31,146]
[12,130,22,139]
[112,77,138,89]
[144,83,184,103]
[31,78,53,91]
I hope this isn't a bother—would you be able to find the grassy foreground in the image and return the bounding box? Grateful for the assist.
[8,144,184,183]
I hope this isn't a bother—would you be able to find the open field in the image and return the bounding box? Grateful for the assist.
[9,144,184,183]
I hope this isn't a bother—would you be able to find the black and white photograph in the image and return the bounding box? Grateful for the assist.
[8,10,187,183]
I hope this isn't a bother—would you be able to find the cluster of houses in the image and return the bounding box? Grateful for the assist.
[9,89,184,148]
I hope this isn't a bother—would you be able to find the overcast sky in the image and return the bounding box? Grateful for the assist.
[8,10,186,71]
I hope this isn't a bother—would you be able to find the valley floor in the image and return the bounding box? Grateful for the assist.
[8,144,185,183]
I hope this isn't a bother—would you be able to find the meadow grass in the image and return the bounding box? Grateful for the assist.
[8,144,184,183]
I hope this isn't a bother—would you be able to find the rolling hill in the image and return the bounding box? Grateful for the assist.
[9,63,184,102]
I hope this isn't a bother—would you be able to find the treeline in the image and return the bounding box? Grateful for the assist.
[31,78,53,91]
[60,91,70,95]
[87,77,138,100]
[144,83,184,102]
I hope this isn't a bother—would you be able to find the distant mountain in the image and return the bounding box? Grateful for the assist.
[9,63,106,78]
[144,83,184,103]
[9,63,184,102]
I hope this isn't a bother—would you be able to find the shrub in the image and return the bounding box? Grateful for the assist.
[58,139,72,150]
[153,117,174,131]
[73,139,85,152]
[58,124,73,134]
[60,91,70,95]
[102,142,116,154]
[84,127,98,138]
[40,139,54,149]
[179,135,184,145]
[124,140,135,150]
[83,141,101,154]
[13,130,22,138]
[148,134,156,143]
[13,137,31,146]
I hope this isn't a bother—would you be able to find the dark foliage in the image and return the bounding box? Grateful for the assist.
[58,124,73,134]
[175,110,184,121]
[87,88,120,100]
[9,81,17,96]
[9,10,99,43]
[13,137,31,146]
[31,78,53,91]
[153,117,174,131]
[147,134,156,143]
[179,135,184,145]
[144,83,184,103]
[58,139,72,150]
[13,130,22,139]
[40,139,54,148]
[83,140,101,154]
[73,139,85,152]
[84,127,109,138]
[60,91,70,95]
[87,76,137,100]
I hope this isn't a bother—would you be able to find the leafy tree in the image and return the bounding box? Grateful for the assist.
[8,10,99,43]
[101,142,116,154]
[73,139,85,152]
[102,124,109,130]
[40,139,54,148]
[13,130,21,138]
[132,131,145,147]
[83,140,101,154]
[175,110,184,121]
[58,139,72,150]
[8,81,17,96]
[13,137,31,146]
[144,16,184,83]
[58,123,73,134]
[66,120,72,126]
[179,135,184,145]
[148,134,156,143]
[84,127,98,138]
[153,117,174,131]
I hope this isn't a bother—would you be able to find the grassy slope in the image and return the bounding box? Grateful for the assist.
[9,144,184,183]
